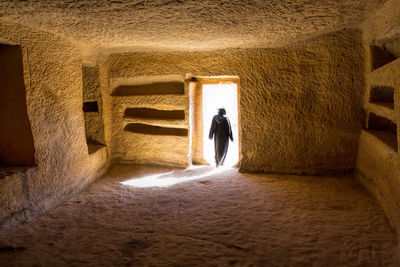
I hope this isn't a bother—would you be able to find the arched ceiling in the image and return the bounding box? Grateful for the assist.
[0,0,387,51]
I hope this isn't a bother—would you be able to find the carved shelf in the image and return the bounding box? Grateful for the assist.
[112,82,185,96]
[124,123,188,136]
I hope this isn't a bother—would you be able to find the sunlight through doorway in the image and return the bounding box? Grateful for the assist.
[202,83,239,167]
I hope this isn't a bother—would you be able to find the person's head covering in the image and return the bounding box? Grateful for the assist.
[218,108,226,116]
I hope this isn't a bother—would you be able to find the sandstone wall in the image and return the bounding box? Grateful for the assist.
[108,75,190,167]
[105,29,365,174]
[82,63,106,153]
[0,22,108,228]
[356,0,400,234]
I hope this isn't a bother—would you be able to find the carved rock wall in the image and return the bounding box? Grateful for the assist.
[356,0,400,235]
[105,29,365,174]
[0,22,108,228]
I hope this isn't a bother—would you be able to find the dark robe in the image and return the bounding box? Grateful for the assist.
[209,114,233,166]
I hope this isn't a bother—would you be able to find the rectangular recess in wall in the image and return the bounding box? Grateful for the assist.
[124,108,185,120]
[112,82,185,96]
[124,123,188,136]
[83,101,99,112]
[370,86,394,103]
[369,86,394,109]
[370,45,397,71]
[367,112,397,151]
[0,44,35,167]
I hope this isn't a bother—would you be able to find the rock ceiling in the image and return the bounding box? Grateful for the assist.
[0,0,386,51]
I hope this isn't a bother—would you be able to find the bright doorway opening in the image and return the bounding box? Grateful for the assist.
[202,83,239,167]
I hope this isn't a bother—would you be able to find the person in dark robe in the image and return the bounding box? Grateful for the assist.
[209,108,234,167]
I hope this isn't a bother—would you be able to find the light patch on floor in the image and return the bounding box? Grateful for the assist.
[0,165,398,266]
[120,165,230,188]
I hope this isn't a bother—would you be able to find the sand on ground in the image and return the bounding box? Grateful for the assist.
[0,165,398,266]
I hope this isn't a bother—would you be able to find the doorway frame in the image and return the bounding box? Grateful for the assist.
[189,76,241,167]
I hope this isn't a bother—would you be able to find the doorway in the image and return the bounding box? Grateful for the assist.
[202,82,239,167]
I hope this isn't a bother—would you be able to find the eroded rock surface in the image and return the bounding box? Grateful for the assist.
[0,165,396,266]
[0,0,385,50]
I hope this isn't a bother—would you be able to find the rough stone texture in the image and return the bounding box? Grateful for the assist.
[82,63,106,151]
[191,81,206,165]
[0,165,396,266]
[0,0,385,51]
[105,29,365,174]
[362,0,400,45]
[356,0,400,237]
[98,57,114,163]
[109,76,191,167]
[356,0,400,235]
[0,21,108,229]
[1,1,398,245]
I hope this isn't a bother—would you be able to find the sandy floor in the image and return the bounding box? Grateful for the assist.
[0,165,398,266]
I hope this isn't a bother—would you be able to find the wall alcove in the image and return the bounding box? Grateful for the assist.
[112,82,185,96]
[366,112,398,151]
[369,85,394,109]
[124,108,185,120]
[124,123,188,136]
[370,45,398,71]
[0,44,35,172]
[82,63,106,154]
